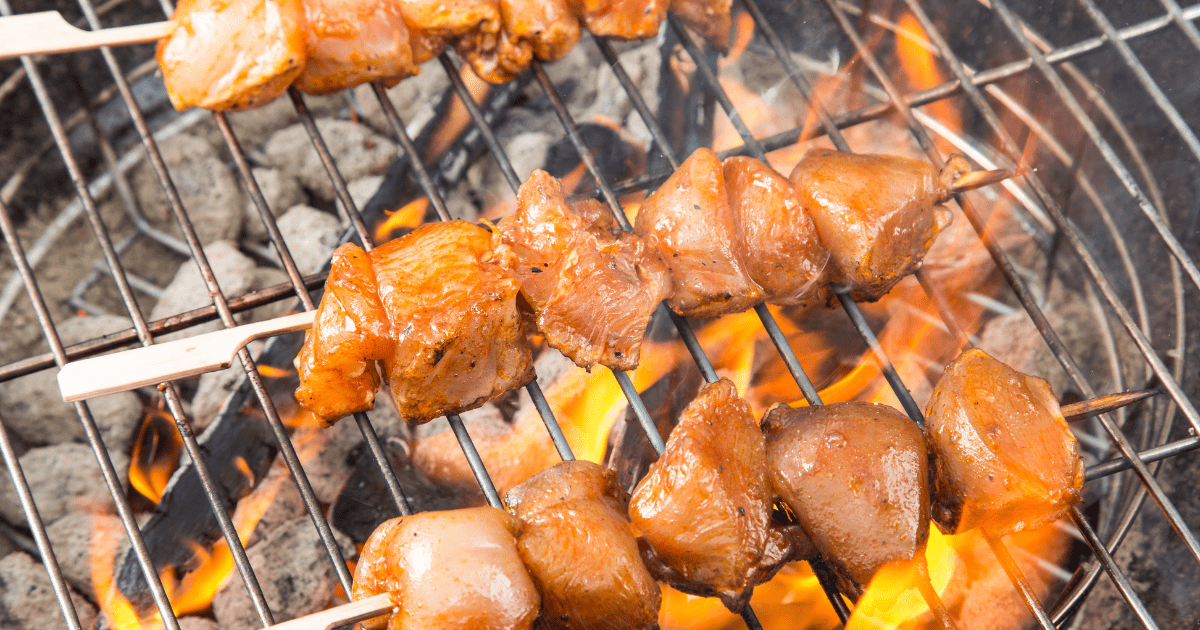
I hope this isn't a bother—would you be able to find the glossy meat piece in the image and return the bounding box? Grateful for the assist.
[506,461,661,630]
[501,0,581,61]
[723,156,828,307]
[158,0,307,111]
[634,148,763,318]
[629,379,794,610]
[398,0,498,64]
[294,243,391,426]
[455,22,533,84]
[925,349,1083,536]
[669,0,731,50]
[353,507,540,630]
[568,0,667,40]
[371,221,535,424]
[788,149,954,302]
[294,0,417,95]
[763,401,930,594]
[498,170,671,371]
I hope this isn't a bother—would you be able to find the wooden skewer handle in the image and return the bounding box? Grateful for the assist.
[0,11,171,59]
[265,593,394,630]
[56,311,315,402]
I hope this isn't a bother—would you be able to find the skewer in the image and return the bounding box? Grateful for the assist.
[1061,389,1158,422]
[264,593,392,630]
[0,12,169,59]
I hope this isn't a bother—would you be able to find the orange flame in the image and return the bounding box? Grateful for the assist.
[128,406,182,504]
[375,197,430,244]
[895,13,962,151]
[257,364,291,378]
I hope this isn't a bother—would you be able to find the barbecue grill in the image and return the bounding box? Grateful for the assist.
[0,0,1195,628]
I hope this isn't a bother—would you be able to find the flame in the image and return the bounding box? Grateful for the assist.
[257,364,291,378]
[375,197,430,243]
[128,405,182,504]
[845,527,958,629]
[895,13,962,150]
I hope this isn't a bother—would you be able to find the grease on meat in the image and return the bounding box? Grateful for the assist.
[634,148,763,318]
[568,0,668,40]
[924,349,1083,536]
[629,379,796,610]
[669,0,732,50]
[157,0,307,111]
[501,0,581,61]
[788,149,962,302]
[294,0,417,95]
[723,156,828,307]
[506,461,661,630]
[763,401,930,595]
[353,507,540,630]
[294,243,391,426]
[372,221,534,424]
[498,169,671,371]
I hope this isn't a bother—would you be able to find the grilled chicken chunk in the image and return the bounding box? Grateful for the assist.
[788,149,967,302]
[498,170,671,371]
[398,0,497,64]
[506,461,661,630]
[158,0,307,111]
[629,379,796,610]
[354,507,540,630]
[372,221,535,424]
[568,0,667,39]
[723,156,828,307]
[925,349,1083,537]
[669,0,732,50]
[294,243,391,426]
[763,401,930,596]
[634,148,763,318]
[502,0,581,61]
[294,0,417,95]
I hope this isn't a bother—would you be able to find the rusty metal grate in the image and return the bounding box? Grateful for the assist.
[0,0,1195,628]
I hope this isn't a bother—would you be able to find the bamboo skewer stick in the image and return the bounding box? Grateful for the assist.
[1061,389,1158,422]
[0,12,170,59]
[265,593,393,630]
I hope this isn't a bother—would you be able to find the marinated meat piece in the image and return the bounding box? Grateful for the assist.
[294,0,417,95]
[294,243,391,426]
[353,507,540,630]
[629,379,795,610]
[398,0,498,64]
[925,349,1083,536]
[788,149,967,302]
[158,0,307,111]
[455,22,533,84]
[634,148,763,318]
[371,221,535,424]
[568,0,667,40]
[506,461,661,630]
[501,0,581,61]
[669,0,732,50]
[498,170,671,371]
[723,156,828,306]
[763,401,930,595]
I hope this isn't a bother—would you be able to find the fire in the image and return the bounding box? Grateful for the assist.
[895,13,962,152]
[375,197,430,243]
[257,364,291,378]
[128,405,182,503]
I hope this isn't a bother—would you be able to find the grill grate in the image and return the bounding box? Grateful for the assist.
[0,0,1194,629]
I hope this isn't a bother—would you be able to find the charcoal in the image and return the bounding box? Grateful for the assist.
[131,133,244,245]
[276,206,343,276]
[261,119,397,202]
[0,552,97,630]
[45,511,123,595]
[222,93,344,151]
[350,59,451,136]
[0,369,140,454]
[189,367,241,433]
[233,460,306,549]
[148,241,257,341]
[243,167,306,240]
[179,617,219,630]
[0,443,129,526]
[211,517,354,630]
[302,412,366,504]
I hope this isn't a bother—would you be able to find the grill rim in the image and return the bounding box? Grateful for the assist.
[0,0,1193,628]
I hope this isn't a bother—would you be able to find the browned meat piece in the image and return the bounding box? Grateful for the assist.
[501,0,581,61]
[788,149,968,302]
[497,170,671,371]
[506,461,661,630]
[158,0,307,111]
[628,379,797,610]
[353,507,540,630]
[294,243,391,426]
[723,156,828,307]
[763,401,930,596]
[925,349,1083,537]
[634,148,763,318]
[294,0,417,95]
[398,0,497,64]
[371,221,535,424]
[669,0,731,50]
[568,0,667,39]
[455,23,533,84]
